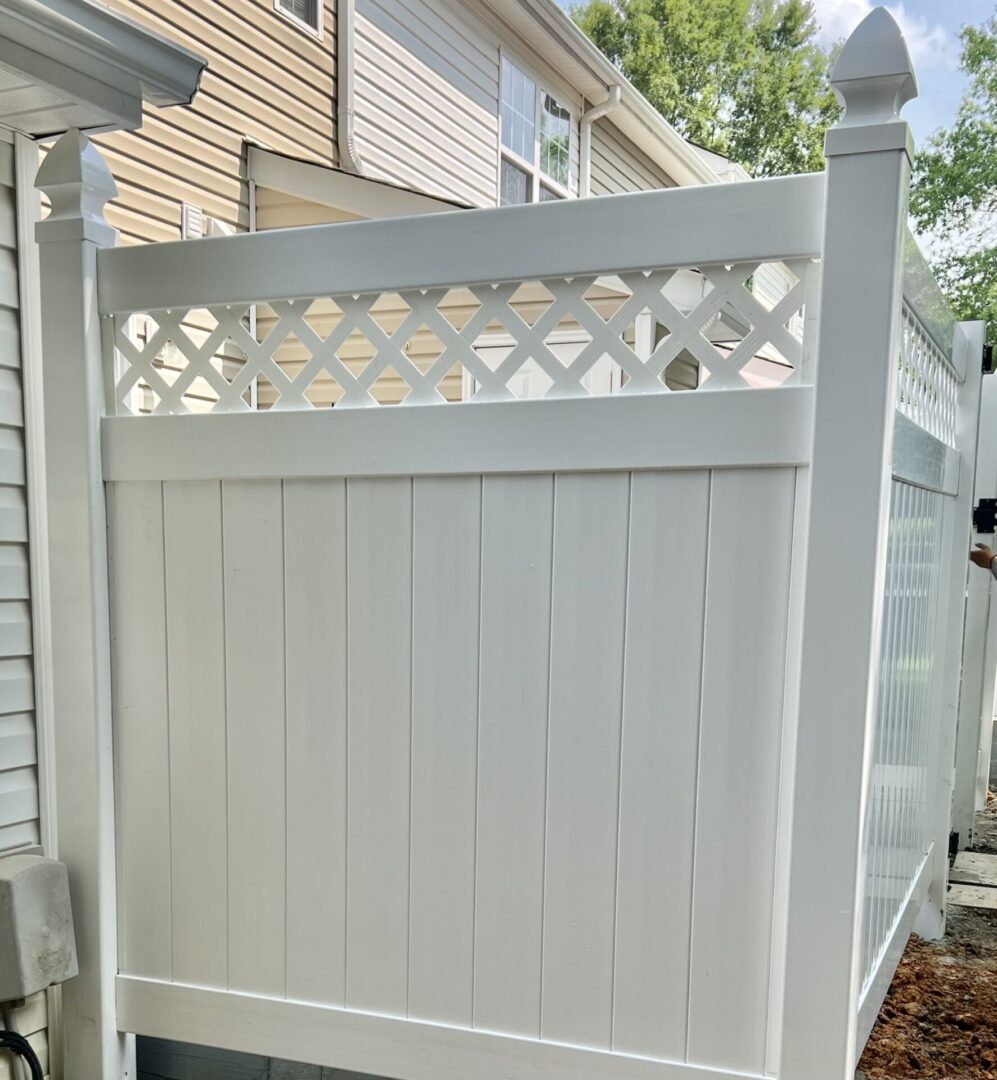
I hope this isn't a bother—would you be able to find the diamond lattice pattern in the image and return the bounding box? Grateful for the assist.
[109,261,817,415]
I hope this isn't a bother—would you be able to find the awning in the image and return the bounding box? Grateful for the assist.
[247,144,469,222]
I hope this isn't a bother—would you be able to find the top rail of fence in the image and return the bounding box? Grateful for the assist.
[902,229,958,374]
[96,172,825,316]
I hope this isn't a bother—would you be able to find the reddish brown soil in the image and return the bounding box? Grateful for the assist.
[858,795,997,1080]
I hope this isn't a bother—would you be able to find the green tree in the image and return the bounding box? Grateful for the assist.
[571,0,840,176]
[909,16,997,340]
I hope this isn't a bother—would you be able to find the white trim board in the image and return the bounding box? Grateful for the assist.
[96,172,825,314]
[117,976,765,1080]
[101,387,815,482]
[247,145,466,220]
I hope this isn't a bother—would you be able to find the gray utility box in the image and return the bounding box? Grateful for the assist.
[0,855,78,1001]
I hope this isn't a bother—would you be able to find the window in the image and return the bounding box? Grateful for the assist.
[499,57,573,205]
[275,0,321,34]
[540,92,570,188]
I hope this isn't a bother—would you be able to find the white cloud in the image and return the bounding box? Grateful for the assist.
[809,0,956,71]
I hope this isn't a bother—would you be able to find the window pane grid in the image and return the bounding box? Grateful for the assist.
[500,159,530,206]
[540,92,570,187]
[500,57,536,162]
[278,0,319,29]
[500,58,573,203]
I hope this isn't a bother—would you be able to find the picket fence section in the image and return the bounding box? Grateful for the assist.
[31,12,987,1080]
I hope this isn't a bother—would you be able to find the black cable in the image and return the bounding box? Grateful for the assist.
[0,1028,44,1080]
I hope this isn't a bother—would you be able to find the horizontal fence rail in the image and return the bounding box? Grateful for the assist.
[97,173,826,314]
[98,175,824,416]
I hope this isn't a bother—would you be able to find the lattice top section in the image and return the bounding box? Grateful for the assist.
[107,260,818,415]
[896,304,958,448]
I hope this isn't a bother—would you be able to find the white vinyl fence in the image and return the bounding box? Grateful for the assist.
[856,273,982,1045]
[31,12,986,1080]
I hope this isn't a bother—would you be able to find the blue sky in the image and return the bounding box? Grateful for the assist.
[809,0,991,144]
[559,0,993,146]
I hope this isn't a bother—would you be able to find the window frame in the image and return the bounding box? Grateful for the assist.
[497,50,576,205]
[274,0,323,39]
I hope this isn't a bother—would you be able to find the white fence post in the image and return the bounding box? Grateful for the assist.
[780,11,916,1079]
[34,131,133,1080]
[952,370,997,847]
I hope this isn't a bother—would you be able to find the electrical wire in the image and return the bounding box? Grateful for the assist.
[0,1029,44,1080]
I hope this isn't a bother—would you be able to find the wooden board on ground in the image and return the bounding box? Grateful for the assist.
[948,883,997,910]
[950,851,997,887]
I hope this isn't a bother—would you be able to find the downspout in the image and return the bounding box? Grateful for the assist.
[579,84,621,197]
[337,0,365,175]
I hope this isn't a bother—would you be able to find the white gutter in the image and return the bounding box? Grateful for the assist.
[337,0,365,175]
[2,0,206,108]
[579,84,621,197]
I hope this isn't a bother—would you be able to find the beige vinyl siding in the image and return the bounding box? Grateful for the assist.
[0,135,38,860]
[590,116,676,195]
[95,0,338,245]
[355,0,499,207]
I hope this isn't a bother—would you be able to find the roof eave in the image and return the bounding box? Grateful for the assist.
[2,0,206,111]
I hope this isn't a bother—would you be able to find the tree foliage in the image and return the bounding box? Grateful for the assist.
[571,0,840,176]
[909,16,997,339]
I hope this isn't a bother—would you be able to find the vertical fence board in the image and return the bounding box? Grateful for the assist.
[345,477,413,1015]
[109,481,171,979]
[687,467,795,1073]
[541,472,630,1049]
[284,479,348,1005]
[163,481,228,987]
[472,474,554,1038]
[612,470,710,1059]
[222,480,286,996]
[408,476,482,1025]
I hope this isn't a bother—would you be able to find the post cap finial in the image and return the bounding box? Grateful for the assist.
[831,7,917,127]
[35,130,117,246]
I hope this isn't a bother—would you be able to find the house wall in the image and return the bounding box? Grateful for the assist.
[589,117,676,194]
[0,135,35,859]
[92,0,676,248]
[354,0,500,207]
[93,0,338,244]
[0,130,50,1080]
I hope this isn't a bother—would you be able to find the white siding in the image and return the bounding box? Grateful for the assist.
[0,135,37,858]
[355,0,500,207]
[0,131,48,1080]
[590,116,676,195]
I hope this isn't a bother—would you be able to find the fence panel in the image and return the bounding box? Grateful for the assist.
[95,169,820,1080]
[857,275,984,1044]
[35,19,988,1080]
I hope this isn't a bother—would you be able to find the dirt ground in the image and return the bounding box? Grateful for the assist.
[857,795,997,1080]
